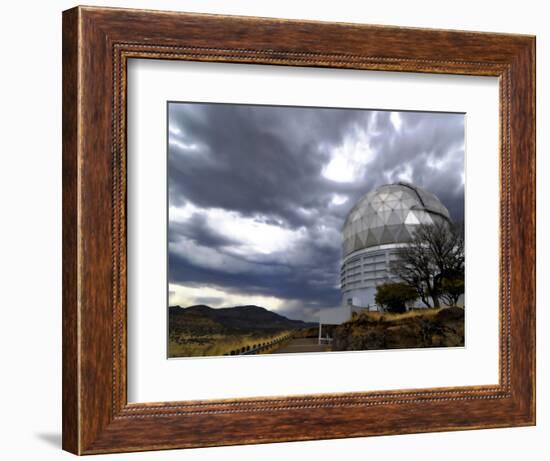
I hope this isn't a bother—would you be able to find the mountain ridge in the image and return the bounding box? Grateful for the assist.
[169,304,314,334]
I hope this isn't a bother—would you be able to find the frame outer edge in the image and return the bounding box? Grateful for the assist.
[498,37,535,424]
[62,6,81,455]
[63,6,536,454]
[522,36,536,425]
[531,36,537,425]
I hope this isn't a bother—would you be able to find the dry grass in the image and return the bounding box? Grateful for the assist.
[353,308,443,323]
[168,331,292,358]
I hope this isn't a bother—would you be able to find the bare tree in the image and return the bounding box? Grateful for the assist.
[391,221,464,308]
[391,237,434,307]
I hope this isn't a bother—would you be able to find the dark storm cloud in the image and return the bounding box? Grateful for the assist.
[169,213,240,248]
[168,102,464,321]
[168,103,369,228]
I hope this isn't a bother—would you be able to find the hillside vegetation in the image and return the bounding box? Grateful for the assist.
[168,304,313,357]
[332,307,465,351]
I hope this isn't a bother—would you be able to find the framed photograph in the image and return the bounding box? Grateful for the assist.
[165,102,466,360]
[62,6,535,454]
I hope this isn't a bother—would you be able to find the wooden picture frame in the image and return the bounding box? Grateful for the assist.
[62,5,535,455]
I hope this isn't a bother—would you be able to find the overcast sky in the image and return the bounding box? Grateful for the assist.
[167,102,464,321]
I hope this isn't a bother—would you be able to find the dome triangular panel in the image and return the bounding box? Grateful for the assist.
[342,182,451,255]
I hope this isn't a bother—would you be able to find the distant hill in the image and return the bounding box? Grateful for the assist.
[169,304,314,335]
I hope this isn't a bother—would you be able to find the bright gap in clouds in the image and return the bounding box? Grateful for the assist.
[397,164,413,183]
[390,111,402,132]
[208,208,306,255]
[170,203,306,256]
[169,283,285,311]
[330,194,348,206]
[169,138,198,152]
[322,126,375,183]
[168,125,181,136]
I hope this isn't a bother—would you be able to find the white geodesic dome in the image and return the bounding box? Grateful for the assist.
[343,182,451,256]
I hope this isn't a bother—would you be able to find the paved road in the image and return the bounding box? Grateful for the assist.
[271,338,330,354]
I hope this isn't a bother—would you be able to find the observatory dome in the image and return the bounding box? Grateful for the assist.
[343,182,451,257]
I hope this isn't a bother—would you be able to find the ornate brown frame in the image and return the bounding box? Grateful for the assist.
[62,6,536,455]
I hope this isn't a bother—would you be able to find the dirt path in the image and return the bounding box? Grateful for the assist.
[271,338,330,354]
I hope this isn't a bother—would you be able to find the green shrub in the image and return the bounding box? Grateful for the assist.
[441,277,464,306]
[375,282,418,313]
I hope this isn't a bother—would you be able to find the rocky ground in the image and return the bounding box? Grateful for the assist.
[332,307,465,351]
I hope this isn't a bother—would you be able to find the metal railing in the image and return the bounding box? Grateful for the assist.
[224,334,293,356]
